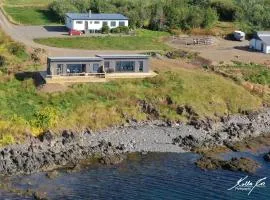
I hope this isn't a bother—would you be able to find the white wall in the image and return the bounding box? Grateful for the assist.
[66,18,129,31]
[265,45,270,54]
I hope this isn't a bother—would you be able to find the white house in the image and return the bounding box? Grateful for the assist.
[65,11,129,33]
[250,31,270,54]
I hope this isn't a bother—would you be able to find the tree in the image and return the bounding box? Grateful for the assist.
[210,0,237,21]
[203,7,218,28]
[49,0,78,21]
[149,2,166,31]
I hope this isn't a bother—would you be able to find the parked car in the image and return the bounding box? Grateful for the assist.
[69,29,82,36]
[233,31,245,41]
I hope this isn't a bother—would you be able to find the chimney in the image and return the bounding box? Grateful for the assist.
[88,10,92,17]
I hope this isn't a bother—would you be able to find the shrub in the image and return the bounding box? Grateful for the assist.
[119,26,129,34]
[111,26,129,34]
[0,55,6,67]
[0,134,15,146]
[8,42,26,57]
[111,27,121,34]
[101,25,110,34]
[31,106,60,130]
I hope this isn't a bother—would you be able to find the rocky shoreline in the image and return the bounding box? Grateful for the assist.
[0,108,270,176]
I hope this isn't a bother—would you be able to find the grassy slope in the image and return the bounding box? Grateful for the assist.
[3,0,59,25]
[0,29,263,146]
[4,0,54,6]
[210,61,270,104]
[34,29,171,50]
[0,59,262,145]
[3,6,60,25]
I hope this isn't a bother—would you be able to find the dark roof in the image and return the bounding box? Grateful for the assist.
[48,57,103,62]
[254,31,270,45]
[66,13,128,20]
[96,54,149,59]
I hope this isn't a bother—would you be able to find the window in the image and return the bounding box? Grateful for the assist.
[119,21,125,26]
[93,63,100,72]
[139,61,144,72]
[89,21,93,24]
[102,21,108,26]
[76,21,83,24]
[66,64,82,74]
[116,61,135,72]
[111,21,116,27]
[94,21,100,24]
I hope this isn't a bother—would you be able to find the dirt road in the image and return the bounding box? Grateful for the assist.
[0,9,144,56]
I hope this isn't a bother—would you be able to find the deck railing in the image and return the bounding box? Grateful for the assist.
[47,73,106,78]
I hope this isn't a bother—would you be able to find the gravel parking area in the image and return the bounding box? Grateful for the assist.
[168,37,270,65]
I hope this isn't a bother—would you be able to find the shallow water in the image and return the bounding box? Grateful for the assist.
[1,152,270,200]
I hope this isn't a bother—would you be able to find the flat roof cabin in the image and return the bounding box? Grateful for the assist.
[46,55,153,83]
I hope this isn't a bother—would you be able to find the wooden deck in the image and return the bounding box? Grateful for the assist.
[40,71,157,84]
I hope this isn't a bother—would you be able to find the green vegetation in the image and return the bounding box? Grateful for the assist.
[34,29,171,50]
[0,28,265,146]
[47,0,270,32]
[0,63,262,142]
[208,61,270,105]
[4,0,54,6]
[3,6,60,25]
[213,62,270,85]
[4,0,270,33]
[0,31,30,72]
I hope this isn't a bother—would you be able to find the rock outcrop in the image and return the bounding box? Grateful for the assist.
[196,156,260,173]
[0,132,126,175]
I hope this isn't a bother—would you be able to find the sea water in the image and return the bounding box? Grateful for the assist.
[1,152,270,200]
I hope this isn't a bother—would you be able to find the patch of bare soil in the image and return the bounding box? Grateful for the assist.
[150,57,199,71]
[38,83,69,93]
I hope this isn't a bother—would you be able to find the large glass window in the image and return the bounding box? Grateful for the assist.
[66,64,82,74]
[116,61,135,72]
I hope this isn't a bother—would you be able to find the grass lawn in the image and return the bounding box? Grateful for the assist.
[34,29,171,50]
[3,6,60,25]
[4,0,54,6]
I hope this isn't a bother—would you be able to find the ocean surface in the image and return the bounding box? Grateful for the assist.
[1,151,270,200]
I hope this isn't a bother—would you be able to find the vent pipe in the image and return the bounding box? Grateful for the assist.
[88,10,92,17]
